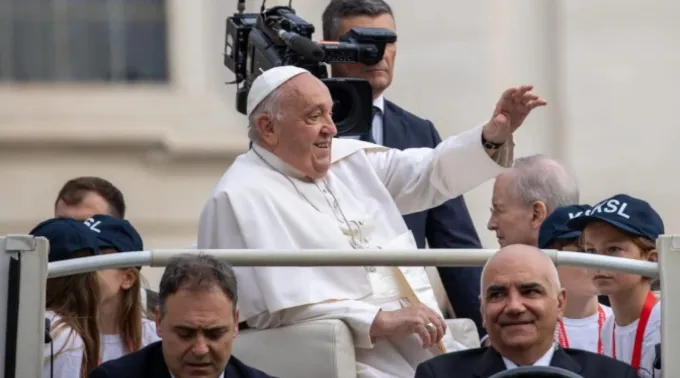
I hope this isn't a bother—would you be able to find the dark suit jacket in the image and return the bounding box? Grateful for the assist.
[382,100,484,333]
[88,341,276,378]
[414,346,638,378]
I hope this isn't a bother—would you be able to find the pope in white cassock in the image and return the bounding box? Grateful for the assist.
[197,66,547,377]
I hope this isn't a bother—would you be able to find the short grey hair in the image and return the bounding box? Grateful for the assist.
[322,0,394,41]
[508,154,579,214]
[158,254,238,315]
[247,86,286,141]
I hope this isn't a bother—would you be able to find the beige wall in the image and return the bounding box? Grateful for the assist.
[1,0,678,289]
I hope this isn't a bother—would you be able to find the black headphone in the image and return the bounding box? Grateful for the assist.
[654,343,661,370]
[44,317,52,343]
[45,317,54,378]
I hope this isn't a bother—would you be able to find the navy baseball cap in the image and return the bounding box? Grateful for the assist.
[82,214,143,253]
[538,204,592,249]
[566,194,664,241]
[29,218,99,262]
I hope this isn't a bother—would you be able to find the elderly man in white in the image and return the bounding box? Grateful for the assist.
[197,65,547,378]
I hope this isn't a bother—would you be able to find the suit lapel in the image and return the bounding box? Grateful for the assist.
[472,347,581,377]
[550,348,582,374]
[473,348,507,378]
[147,343,173,378]
[382,100,409,149]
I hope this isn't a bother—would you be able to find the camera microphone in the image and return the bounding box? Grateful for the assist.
[277,30,325,61]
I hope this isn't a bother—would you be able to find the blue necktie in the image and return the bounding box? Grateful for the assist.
[360,106,380,143]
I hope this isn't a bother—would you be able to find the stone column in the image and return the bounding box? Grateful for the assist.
[487,0,567,161]
[166,0,214,94]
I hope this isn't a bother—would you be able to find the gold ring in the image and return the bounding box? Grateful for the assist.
[425,322,435,331]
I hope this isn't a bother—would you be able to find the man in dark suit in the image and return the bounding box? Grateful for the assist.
[415,347,637,378]
[415,245,637,378]
[322,0,485,333]
[89,254,275,378]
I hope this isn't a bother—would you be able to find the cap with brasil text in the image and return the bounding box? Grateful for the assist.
[29,218,99,262]
[83,214,144,270]
[246,66,309,116]
[538,204,592,249]
[566,194,664,241]
[83,214,143,253]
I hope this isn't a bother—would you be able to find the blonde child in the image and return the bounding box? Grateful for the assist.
[568,194,661,378]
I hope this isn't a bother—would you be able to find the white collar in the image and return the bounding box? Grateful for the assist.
[502,344,556,370]
[251,142,310,181]
[170,372,224,378]
[373,95,385,113]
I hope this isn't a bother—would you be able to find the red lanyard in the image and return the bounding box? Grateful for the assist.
[612,291,657,371]
[556,305,606,354]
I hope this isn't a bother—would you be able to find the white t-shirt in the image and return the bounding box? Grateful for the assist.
[560,305,614,353]
[601,301,661,378]
[43,311,161,378]
[43,311,84,378]
[101,318,161,362]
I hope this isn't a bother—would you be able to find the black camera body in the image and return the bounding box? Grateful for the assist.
[223,2,396,137]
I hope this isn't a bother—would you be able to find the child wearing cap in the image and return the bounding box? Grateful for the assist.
[82,214,160,362]
[538,204,614,354]
[567,194,662,378]
[31,218,103,378]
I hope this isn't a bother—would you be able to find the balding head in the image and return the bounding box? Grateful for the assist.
[480,244,566,363]
[249,72,338,180]
[482,244,561,295]
[488,154,579,247]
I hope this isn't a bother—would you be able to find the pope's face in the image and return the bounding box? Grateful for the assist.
[259,73,337,180]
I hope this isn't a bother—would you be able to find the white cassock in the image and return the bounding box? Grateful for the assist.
[197,124,512,377]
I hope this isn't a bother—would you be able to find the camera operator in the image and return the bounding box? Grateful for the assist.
[321,0,485,333]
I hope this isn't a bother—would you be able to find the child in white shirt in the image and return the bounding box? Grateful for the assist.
[31,218,103,378]
[83,214,161,362]
[538,204,614,353]
[568,194,662,378]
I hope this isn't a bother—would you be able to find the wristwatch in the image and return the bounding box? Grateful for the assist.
[481,134,504,150]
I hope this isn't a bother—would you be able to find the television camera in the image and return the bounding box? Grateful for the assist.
[223,0,397,136]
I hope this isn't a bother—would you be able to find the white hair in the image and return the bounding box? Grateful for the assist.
[480,248,562,297]
[247,86,287,142]
[507,154,580,214]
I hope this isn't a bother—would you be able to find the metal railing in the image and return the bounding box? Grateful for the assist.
[2,234,678,377]
[46,248,659,278]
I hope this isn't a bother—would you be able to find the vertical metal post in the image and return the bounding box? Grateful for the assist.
[657,235,679,375]
[2,235,49,378]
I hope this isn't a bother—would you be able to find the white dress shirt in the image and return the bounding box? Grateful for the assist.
[371,95,385,145]
[344,95,385,145]
[171,372,224,378]
[502,345,556,370]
